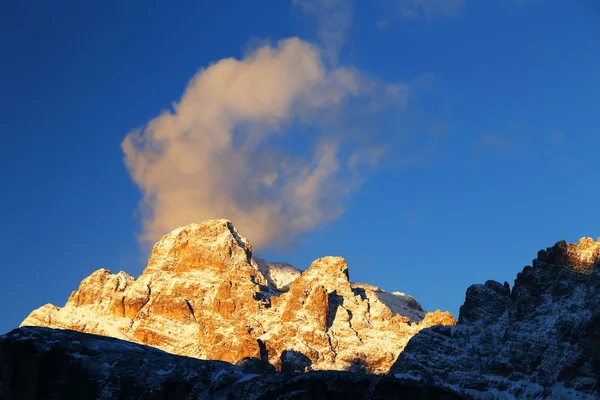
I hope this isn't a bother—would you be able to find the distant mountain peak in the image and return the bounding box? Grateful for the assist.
[536,237,600,273]
[20,219,455,373]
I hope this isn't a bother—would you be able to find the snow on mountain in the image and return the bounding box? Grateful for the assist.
[252,258,301,292]
[392,238,600,399]
[20,219,455,374]
[11,220,600,398]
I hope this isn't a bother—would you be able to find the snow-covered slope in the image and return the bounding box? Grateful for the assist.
[252,258,301,292]
[392,238,600,399]
[20,219,455,374]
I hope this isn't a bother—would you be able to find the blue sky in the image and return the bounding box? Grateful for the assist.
[1,0,599,334]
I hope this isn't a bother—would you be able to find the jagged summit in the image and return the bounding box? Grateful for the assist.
[145,220,255,273]
[14,224,600,398]
[20,219,455,373]
[253,258,301,292]
[536,236,600,273]
[392,237,600,399]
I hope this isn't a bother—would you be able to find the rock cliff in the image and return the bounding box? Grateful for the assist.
[21,219,455,373]
[392,238,600,399]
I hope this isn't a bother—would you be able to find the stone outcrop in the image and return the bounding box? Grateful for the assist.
[21,219,455,374]
[392,238,600,399]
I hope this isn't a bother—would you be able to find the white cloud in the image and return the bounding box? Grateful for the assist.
[123,37,406,249]
[293,0,354,64]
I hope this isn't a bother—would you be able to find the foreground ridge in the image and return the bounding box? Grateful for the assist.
[20,219,455,373]
[0,327,463,400]
[392,237,600,399]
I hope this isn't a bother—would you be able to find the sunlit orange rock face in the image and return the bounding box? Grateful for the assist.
[21,219,455,373]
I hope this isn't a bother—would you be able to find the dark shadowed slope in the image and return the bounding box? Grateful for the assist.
[392,238,600,399]
[0,326,463,400]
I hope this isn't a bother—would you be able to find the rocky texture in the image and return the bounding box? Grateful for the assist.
[392,238,600,399]
[0,327,464,400]
[21,219,455,374]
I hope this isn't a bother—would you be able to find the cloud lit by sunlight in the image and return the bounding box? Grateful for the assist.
[123,37,406,249]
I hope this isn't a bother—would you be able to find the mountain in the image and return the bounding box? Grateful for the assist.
[7,222,600,399]
[20,219,455,374]
[0,326,463,400]
[392,238,600,399]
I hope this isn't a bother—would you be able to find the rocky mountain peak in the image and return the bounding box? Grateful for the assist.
[252,258,301,292]
[301,257,351,292]
[393,237,600,398]
[11,231,600,399]
[145,219,254,273]
[535,237,600,273]
[20,219,455,373]
[67,269,135,310]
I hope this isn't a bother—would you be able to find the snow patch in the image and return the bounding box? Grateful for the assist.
[375,291,425,323]
[253,258,301,292]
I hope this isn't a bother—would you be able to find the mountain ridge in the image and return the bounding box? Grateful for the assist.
[4,223,600,398]
[0,326,464,400]
[391,237,600,399]
[20,219,455,373]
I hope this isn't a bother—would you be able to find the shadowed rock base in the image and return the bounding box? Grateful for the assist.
[0,327,463,400]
